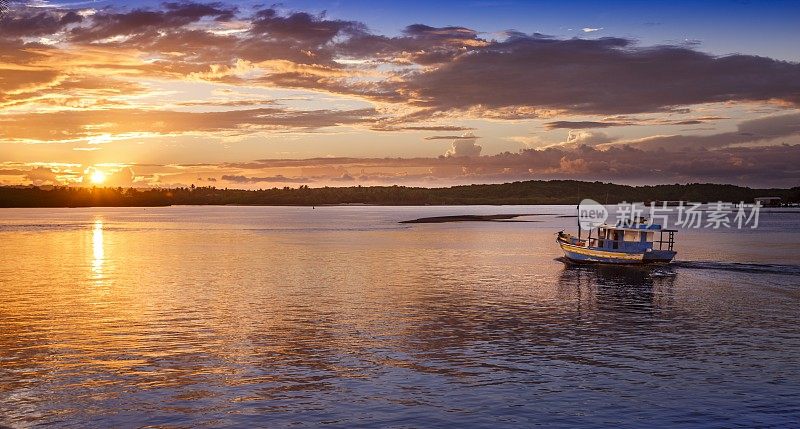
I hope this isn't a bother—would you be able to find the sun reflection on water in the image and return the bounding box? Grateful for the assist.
[92,218,104,280]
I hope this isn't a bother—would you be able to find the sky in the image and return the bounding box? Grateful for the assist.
[1,0,799,188]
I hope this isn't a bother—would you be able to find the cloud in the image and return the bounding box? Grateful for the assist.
[0,107,377,142]
[331,173,355,182]
[372,125,475,132]
[339,23,488,65]
[0,9,82,39]
[444,133,482,157]
[2,2,799,133]
[24,167,60,185]
[175,99,276,107]
[152,143,800,188]
[17,140,797,188]
[544,121,631,129]
[617,112,800,150]
[425,134,481,140]
[82,166,137,186]
[556,130,614,148]
[0,169,26,176]
[221,174,313,183]
[582,27,603,33]
[249,8,364,46]
[397,35,800,115]
[1,1,800,184]
[69,2,237,42]
[105,167,137,187]
[403,24,479,40]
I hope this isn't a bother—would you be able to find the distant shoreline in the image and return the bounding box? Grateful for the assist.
[1,180,798,208]
[400,214,549,223]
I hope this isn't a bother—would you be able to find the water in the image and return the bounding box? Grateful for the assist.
[1,206,799,428]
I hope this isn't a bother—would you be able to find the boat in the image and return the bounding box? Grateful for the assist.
[557,217,676,264]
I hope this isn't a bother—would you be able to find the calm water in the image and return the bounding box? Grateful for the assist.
[1,206,799,428]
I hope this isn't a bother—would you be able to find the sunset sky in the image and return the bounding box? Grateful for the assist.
[1,0,799,188]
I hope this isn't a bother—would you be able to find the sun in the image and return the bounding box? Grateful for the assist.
[90,170,106,185]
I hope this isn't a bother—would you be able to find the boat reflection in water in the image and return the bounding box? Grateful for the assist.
[556,258,677,313]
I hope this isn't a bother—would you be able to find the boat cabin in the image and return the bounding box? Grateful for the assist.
[586,221,675,253]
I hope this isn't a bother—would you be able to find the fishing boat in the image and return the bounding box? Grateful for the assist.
[557,217,676,264]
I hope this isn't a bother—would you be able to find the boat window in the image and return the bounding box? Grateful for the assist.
[624,230,638,242]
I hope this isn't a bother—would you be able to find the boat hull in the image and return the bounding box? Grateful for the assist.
[642,249,677,263]
[558,240,645,264]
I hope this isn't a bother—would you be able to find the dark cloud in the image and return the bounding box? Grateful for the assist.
[544,121,631,129]
[372,125,475,132]
[403,24,479,40]
[0,8,82,39]
[249,8,364,45]
[69,2,237,42]
[339,23,487,65]
[424,135,481,140]
[196,143,800,188]
[694,116,729,121]
[6,3,798,121]
[544,116,730,129]
[0,107,377,141]
[221,174,313,183]
[163,1,236,21]
[175,99,277,107]
[622,112,800,150]
[398,35,800,115]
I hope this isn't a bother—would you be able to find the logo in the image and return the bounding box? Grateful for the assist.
[0,0,8,21]
[578,198,608,230]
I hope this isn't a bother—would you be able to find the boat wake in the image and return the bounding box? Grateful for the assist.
[556,257,800,277]
[671,260,800,276]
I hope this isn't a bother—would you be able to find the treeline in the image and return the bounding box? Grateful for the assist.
[1,181,798,208]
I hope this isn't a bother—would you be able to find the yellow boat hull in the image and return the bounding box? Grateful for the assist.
[558,240,646,264]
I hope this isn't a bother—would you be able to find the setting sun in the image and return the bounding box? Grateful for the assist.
[90,170,106,185]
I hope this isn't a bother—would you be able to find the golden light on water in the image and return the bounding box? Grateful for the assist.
[92,219,104,279]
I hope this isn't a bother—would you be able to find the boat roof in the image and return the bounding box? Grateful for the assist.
[597,223,677,232]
